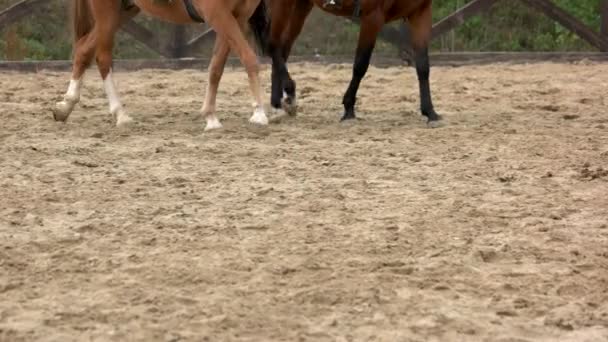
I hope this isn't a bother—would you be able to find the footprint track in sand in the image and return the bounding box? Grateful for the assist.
[0,62,607,341]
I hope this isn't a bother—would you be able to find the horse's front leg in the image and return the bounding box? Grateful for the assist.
[202,36,230,131]
[267,0,296,116]
[341,10,384,121]
[53,1,98,122]
[203,6,268,126]
[277,0,314,116]
[413,47,441,127]
[406,2,442,127]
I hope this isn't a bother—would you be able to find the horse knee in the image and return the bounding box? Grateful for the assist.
[243,57,259,77]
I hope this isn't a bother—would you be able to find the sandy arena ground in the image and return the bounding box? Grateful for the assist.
[1,61,607,341]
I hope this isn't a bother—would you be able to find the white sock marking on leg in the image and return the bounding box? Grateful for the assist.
[249,105,269,126]
[65,79,82,102]
[103,70,132,126]
[54,78,83,121]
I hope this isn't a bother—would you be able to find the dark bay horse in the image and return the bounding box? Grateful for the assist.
[54,0,270,130]
[266,0,442,127]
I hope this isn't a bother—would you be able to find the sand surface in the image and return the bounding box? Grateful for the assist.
[1,62,607,341]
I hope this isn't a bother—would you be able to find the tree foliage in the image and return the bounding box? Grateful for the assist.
[0,0,603,60]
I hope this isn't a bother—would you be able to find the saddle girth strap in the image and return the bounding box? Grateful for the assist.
[352,0,361,18]
[183,0,205,23]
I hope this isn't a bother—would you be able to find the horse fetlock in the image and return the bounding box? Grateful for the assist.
[116,115,134,127]
[427,120,443,129]
[421,108,443,128]
[281,92,297,117]
[340,108,356,122]
[113,107,133,127]
[202,105,216,118]
[422,107,441,121]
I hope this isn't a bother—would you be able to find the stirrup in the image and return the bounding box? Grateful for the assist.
[322,0,342,9]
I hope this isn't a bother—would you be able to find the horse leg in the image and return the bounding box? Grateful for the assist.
[53,34,96,122]
[407,3,441,127]
[341,11,384,121]
[202,37,230,131]
[54,2,139,124]
[277,0,314,115]
[267,0,296,116]
[280,0,313,60]
[204,9,268,126]
[53,0,99,122]
[91,3,133,127]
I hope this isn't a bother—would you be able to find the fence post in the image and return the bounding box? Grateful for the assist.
[602,0,608,51]
[171,25,187,58]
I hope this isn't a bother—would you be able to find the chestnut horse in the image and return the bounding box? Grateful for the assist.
[266,0,442,126]
[54,0,270,130]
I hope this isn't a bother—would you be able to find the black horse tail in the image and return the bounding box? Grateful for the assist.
[249,0,271,56]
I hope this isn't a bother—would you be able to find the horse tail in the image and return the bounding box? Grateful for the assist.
[249,0,271,56]
[71,0,94,43]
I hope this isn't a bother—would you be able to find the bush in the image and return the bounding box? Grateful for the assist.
[0,0,603,60]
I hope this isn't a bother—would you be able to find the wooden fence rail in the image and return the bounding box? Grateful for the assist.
[1,0,608,58]
[0,0,44,28]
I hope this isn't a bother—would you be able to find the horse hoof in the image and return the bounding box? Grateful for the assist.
[204,117,223,131]
[281,96,297,117]
[269,107,290,124]
[427,120,443,129]
[53,101,74,122]
[250,116,269,126]
[340,114,356,122]
[116,114,134,127]
[424,112,443,128]
[249,108,269,126]
[52,110,69,123]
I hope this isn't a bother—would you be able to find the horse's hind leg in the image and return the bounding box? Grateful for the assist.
[54,2,139,124]
[407,2,441,127]
[202,37,230,131]
[91,2,133,127]
[341,11,384,121]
